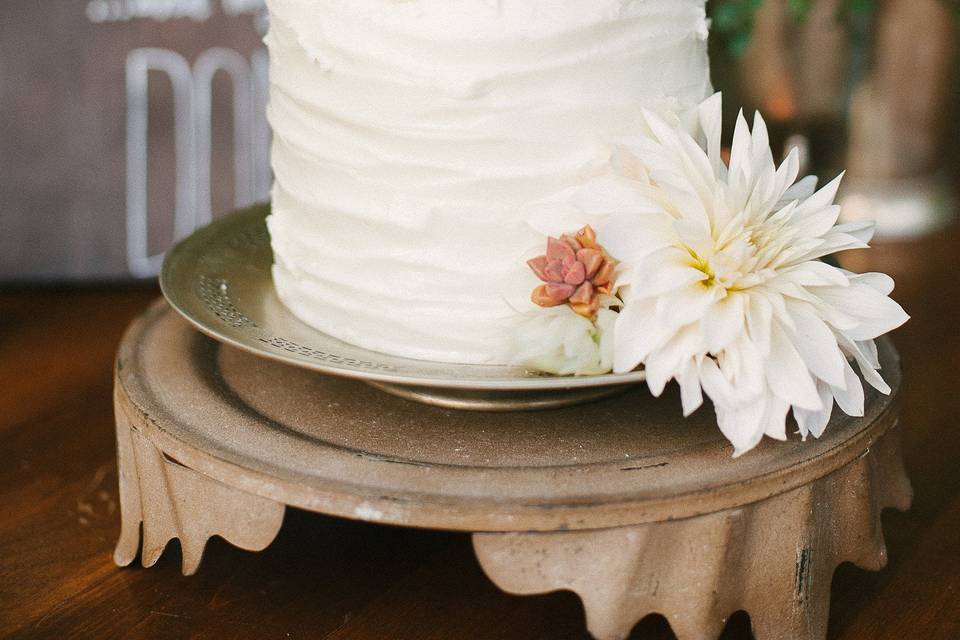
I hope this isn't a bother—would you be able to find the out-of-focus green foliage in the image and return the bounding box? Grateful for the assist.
[709,0,872,59]
[709,0,765,59]
[709,0,957,59]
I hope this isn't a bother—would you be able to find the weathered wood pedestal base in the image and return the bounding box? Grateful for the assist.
[113,301,911,640]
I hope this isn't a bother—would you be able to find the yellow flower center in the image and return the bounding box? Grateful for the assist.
[686,247,716,288]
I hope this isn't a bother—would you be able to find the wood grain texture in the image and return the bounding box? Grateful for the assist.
[2,219,960,639]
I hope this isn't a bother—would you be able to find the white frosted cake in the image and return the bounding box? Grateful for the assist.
[265,0,712,364]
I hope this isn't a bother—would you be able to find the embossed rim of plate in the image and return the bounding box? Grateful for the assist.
[160,205,646,391]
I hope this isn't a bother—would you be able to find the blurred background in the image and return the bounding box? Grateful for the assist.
[2,5,959,638]
[710,0,959,238]
[0,0,957,281]
[1,0,270,281]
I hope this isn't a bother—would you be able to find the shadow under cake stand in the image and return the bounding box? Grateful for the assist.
[113,300,912,640]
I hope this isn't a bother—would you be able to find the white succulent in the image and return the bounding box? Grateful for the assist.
[511,300,618,376]
[576,93,909,455]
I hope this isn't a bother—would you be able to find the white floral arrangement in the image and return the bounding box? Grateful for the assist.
[515,93,909,456]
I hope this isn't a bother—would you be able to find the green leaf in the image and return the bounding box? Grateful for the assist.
[730,32,753,58]
[788,0,814,21]
[711,3,742,31]
[847,0,874,16]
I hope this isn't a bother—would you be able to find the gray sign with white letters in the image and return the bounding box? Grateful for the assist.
[1,0,271,281]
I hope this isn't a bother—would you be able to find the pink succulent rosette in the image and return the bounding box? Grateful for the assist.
[526,225,617,318]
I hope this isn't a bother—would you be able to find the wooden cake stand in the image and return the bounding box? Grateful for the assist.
[113,301,912,640]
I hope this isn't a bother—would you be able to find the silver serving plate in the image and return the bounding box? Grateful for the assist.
[160,205,646,411]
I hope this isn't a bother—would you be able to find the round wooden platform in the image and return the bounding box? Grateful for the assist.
[112,300,912,640]
[116,299,901,532]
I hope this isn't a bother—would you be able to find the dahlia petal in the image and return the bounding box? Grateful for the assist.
[717,397,768,458]
[659,181,713,231]
[599,212,675,261]
[855,356,891,395]
[698,92,726,179]
[766,324,822,411]
[809,297,861,333]
[778,175,819,207]
[644,352,676,397]
[678,359,705,417]
[726,110,755,208]
[727,110,752,176]
[836,336,890,394]
[631,254,705,298]
[698,356,737,408]
[678,132,718,208]
[749,111,775,177]
[805,232,871,259]
[643,107,685,150]
[849,271,895,296]
[832,359,865,417]
[700,291,745,354]
[856,337,881,369]
[794,381,836,439]
[745,160,779,222]
[832,221,876,245]
[745,293,773,356]
[785,302,848,389]
[797,204,843,239]
[771,147,801,206]
[794,172,844,221]
[782,260,851,288]
[763,396,791,441]
[655,283,722,328]
[647,326,702,394]
[729,334,768,400]
[816,283,909,341]
[760,289,796,332]
[612,298,659,373]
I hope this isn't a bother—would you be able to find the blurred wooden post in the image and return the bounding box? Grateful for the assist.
[847,0,956,180]
[741,0,849,175]
[741,0,848,127]
[843,0,956,236]
[740,0,957,237]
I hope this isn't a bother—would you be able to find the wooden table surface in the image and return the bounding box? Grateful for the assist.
[2,226,959,640]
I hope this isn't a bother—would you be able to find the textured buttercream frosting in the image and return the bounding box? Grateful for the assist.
[265,0,712,364]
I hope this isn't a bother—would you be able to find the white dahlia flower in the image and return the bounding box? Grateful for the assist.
[581,93,909,455]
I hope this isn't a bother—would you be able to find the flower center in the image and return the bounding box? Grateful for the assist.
[685,247,717,288]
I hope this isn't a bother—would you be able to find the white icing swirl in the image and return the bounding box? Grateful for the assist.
[266,0,712,363]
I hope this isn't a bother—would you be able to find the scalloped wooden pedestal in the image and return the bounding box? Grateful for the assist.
[113,301,912,640]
